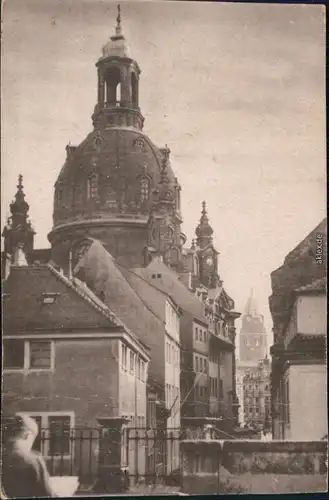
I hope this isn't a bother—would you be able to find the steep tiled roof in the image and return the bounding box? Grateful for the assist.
[76,240,165,343]
[3,265,116,332]
[3,264,148,356]
[131,259,208,325]
[118,265,173,323]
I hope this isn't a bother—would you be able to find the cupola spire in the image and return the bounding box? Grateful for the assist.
[114,4,123,39]
[195,200,214,248]
[2,175,35,273]
[10,174,30,225]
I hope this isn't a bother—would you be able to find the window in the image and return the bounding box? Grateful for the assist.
[49,416,71,456]
[16,412,74,458]
[29,341,52,369]
[140,360,146,382]
[4,340,53,371]
[140,177,149,203]
[130,351,135,374]
[86,173,98,200]
[3,339,25,370]
[195,356,199,372]
[136,356,141,379]
[42,293,59,304]
[284,379,290,425]
[121,344,127,371]
[195,328,198,341]
[219,379,223,399]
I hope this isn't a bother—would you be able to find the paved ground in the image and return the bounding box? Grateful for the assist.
[77,484,184,496]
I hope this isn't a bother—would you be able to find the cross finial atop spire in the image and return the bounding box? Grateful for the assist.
[115,4,122,37]
[202,200,207,215]
[17,174,23,191]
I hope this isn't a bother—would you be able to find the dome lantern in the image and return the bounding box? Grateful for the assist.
[92,4,144,130]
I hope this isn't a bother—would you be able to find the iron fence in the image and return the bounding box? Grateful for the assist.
[37,427,101,487]
[124,427,182,486]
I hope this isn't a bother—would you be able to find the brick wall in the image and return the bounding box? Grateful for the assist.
[3,338,120,426]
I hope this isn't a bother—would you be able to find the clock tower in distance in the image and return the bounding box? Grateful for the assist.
[239,289,267,362]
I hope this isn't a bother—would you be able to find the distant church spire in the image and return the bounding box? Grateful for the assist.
[244,288,260,317]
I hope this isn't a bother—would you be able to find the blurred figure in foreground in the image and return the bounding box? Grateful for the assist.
[1,415,59,498]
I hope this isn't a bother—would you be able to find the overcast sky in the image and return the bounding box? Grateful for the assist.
[2,0,326,352]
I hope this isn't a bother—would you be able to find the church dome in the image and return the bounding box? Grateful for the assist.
[52,127,177,228]
[48,6,183,270]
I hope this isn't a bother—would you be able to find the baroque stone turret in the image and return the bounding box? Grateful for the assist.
[193,202,219,288]
[2,175,35,272]
[195,201,214,249]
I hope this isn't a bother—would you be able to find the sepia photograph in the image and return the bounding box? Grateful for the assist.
[1,0,327,496]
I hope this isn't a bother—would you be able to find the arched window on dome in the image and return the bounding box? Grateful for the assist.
[105,67,122,107]
[131,72,138,109]
[73,180,84,207]
[86,173,98,201]
[140,176,149,203]
[56,182,63,205]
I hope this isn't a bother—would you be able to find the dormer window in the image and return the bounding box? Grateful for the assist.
[41,293,60,304]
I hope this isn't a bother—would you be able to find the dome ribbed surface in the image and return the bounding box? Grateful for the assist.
[53,127,176,228]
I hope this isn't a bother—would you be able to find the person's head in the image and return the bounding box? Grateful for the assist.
[7,415,39,451]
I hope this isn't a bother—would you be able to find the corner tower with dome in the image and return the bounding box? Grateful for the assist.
[48,5,184,271]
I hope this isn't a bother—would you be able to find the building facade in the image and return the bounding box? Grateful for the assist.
[2,6,241,451]
[236,291,271,434]
[269,219,327,440]
[2,259,150,480]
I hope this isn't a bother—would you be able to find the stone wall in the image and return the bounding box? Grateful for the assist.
[180,440,328,494]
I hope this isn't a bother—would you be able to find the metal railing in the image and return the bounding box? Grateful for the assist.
[125,427,182,486]
[36,427,101,486]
